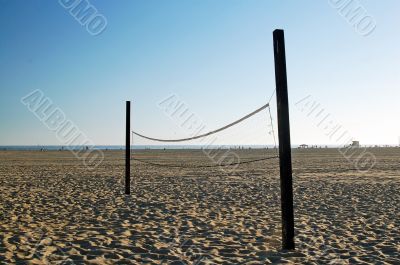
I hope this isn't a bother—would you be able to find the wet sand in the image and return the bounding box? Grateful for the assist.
[0,148,399,264]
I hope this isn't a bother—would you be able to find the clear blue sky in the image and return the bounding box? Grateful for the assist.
[1,0,399,146]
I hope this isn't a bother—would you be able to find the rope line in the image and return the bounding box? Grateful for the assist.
[132,102,270,142]
[131,155,278,168]
[267,106,278,150]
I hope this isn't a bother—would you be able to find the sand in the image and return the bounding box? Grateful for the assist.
[0,148,399,264]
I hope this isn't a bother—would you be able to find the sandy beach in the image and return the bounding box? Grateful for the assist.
[0,148,399,264]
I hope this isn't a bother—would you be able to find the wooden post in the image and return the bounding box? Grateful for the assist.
[125,101,131,195]
[273,29,295,250]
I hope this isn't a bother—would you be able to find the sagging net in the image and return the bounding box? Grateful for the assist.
[129,93,279,169]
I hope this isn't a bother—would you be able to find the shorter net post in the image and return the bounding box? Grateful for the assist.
[125,101,131,195]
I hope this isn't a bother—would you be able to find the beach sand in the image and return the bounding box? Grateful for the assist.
[0,148,399,264]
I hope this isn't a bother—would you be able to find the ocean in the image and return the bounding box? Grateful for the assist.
[0,145,275,151]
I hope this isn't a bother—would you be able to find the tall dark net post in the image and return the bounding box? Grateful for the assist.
[273,29,295,250]
[125,101,131,195]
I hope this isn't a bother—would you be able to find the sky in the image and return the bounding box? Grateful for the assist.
[0,0,399,146]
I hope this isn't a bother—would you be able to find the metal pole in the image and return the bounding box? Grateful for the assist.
[125,101,131,195]
[273,29,295,250]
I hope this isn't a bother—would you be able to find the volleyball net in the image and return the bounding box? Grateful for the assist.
[129,95,279,169]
